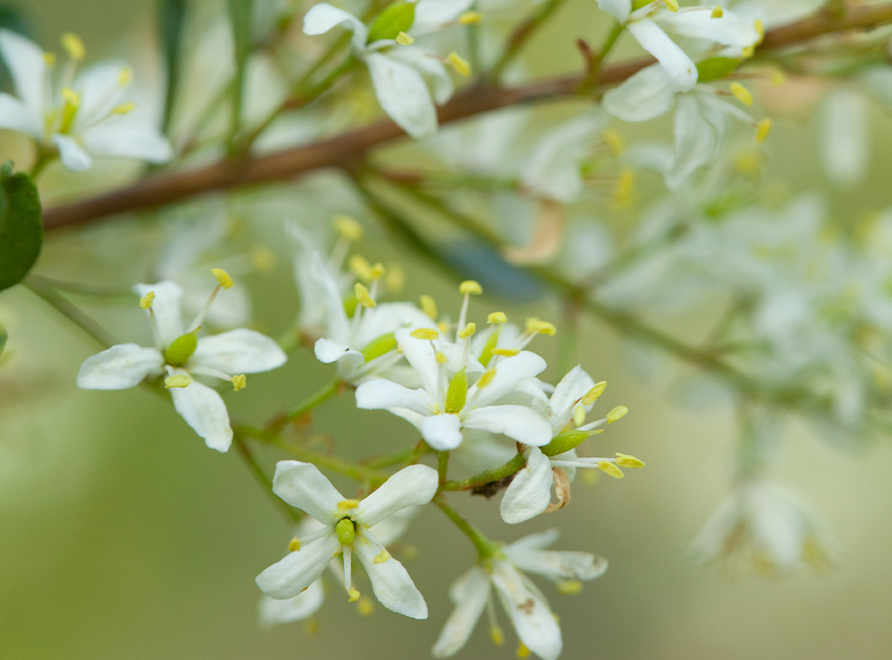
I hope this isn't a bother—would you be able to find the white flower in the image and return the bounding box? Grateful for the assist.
[432,529,607,660]
[302,2,455,138]
[0,30,171,171]
[76,279,286,452]
[255,461,437,618]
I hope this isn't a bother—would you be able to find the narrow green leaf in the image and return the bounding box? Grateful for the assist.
[227,0,253,143]
[0,161,43,292]
[157,0,187,133]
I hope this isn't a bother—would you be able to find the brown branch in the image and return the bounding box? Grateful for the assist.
[41,3,892,231]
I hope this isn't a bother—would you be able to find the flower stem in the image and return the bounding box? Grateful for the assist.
[434,494,500,559]
[269,377,342,429]
[489,0,569,81]
[438,450,450,486]
[442,453,525,491]
[579,20,624,93]
[233,432,302,524]
[23,281,118,349]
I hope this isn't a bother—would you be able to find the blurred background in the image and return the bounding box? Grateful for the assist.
[3,0,892,659]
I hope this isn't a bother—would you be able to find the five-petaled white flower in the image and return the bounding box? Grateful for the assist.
[432,529,608,660]
[0,30,172,171]
[76,278,286,452]
[255,460,438,618]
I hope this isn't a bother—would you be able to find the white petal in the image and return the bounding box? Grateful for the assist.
[0,29,46,114]
[258,579,325,627]
[507,528,561,551]
[388,46,453,105]
[255,532,341,599]
[500,447,554,524]
[133,281,185,347]
[665,94,715,189]
[314,337,357,363]
[414,0,475,33]
[421,413,464,450]
[463,405,552,446]
[354,531,427,619]
[602,63,677,122]
[627,19,697,92]
[504,545,608,582]
[169,376,233,451]
[491,561,562,660]
[302,3,369,50]
[0,92,41,136]
[191,328,287,373]
[596,0,631,22]
[548,365,595,428]
[355,379,433,416]
[72,61,130,124]
[431,567,491,657]
[657,8,760,48]
[366,52,438,139]
[468,351,547,409]
[394,327,440,398]
[77,344,164,389]
[820,87,868,188]
[357,464,438,527]
[369,505,421,546]
[271,460,344,524]
[80,120,173,164]
[52,134,92,171]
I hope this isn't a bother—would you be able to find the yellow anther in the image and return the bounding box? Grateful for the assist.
[573,404,586,427]
[771,69,786,86]
[231,374,247,391]
[741,45,755,58]
[754,18,764,42]
[212,268,234,289]
[395,31,414,45]
[662,0,679,12]
[711,5,723,18]
[288,536,301,552]
[61,33,85,61]
[582,381,607,405]
[337,499,361,510]
[349,254,373,281]
[386,263,405,292]
[139,291,155,309]
[410,328,439,340]
[490,625,505,646]
[476,368,497,389]
[492,348,519,357]
[357,596,375,616]
[735,149,764,178]
[118,66,132,87]
[526,318,556,336]
[613,167,635,209]
[729,82,753,107]
[436,351,448,364]
[250,246,276,273]
[402,545,418,559]
[458,322,476,339]
[597,460,625,479]
[355,282,376,308]
[615,452,645,468]
[373,550,391,563]
[459,10,483,24]
[43,52,56,66]
[606,405,628,423]
[164,374,191,388]
[438,321,450,335]
[305,618,319,636]
[369,263,386,280]
[448,51,471,77]
[333,214,363,241]
[61,87,80,106]
[755,118,772,144]
[459,280,482,295]
[557,580,583,595]
[420,295,438,320]
[517,643,531,658]
[487,311,507,324]
[112,102,136,115]
[348,588,361,602]
[601,128,624,156]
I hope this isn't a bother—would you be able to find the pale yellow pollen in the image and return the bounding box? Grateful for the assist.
[557,580,583,595]
[348,588,361,602]
[459,280,482,295]
[526,318,556,336]
[349,254,373,281]
[355,282,376,308]
[305,619,319,636]
[61,87,80,107]
[458,322,476,339]
[139,291,155,309]
[487,311,507,324]
[573,404,586,427]
[711,5,723,18]
[448,51,471,77]
[357,596,375,616]
[459,11,482,24]
[165,374,191,388]
[118,66,132,87]
[369,263,386,280]
[231,374,247,391]
[755,118,772,144]
[492,348,519,357]
[436,351,448,364]
[597,460,624,479]
[250,246,276,273]
[420,294,438,320]
[601,128,624,156]
[395,31,414,46]
[112,102,136,115]
[615,452,645,468]
[373,550,391,563]
[212,267,234,289]
[735,149,763,177]
[662,0,679,12]
[61,33,85,61]
[606,405,628,423]
[337,499,361,510]
[288,536,301,552]
[410,328,439,340]
[438,321,450,335]
[43,52,56,66]
[517,642,532,658]
[582,381,607,405]
[476,369,497,389]
[490,625,505,646]
[729,82,753,107]
[385,263,405,292]
[333,214,363,241]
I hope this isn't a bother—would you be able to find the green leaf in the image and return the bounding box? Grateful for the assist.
[227,0,253,141]
[367,1,415,43]
[0,161,43,292]
[696,57,741,83]
[157,0,187,133]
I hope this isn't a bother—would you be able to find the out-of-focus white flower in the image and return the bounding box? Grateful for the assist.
[819,86,868,189]
[432,529,607,660]
[0,30,171,171]
[255,461,437,618]
[76,277,286,452]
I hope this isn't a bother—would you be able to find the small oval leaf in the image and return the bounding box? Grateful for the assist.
[0,161,43,292]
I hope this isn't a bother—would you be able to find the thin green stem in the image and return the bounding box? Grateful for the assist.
[557,295,581,375]
[579,20,624,93]
[361,443,431,468]
[26,274,135,298]
[442,452,525,491]
[269,377,342,429]
[234,433,302,523]
[24,282,118,348]
[433,494,500,559]
[438,450,450,486]
[489,0,569,81]
[29,151,53,180]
